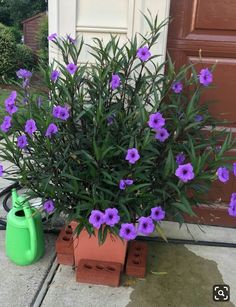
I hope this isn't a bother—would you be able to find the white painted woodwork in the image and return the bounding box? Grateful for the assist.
[49,0,170,65]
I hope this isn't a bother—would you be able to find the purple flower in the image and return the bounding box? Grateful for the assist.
[228,203,236,217]
[137,46,151,62]
[119,223,137,240]
[195,115,203,122]
[37,96,43,107]
[125,148,140,164]
[172,81,183,94]
[17,135,28,149]
[5,91,18,115]
[107,114,116,126]
[59,107,70,120]
[5,102,18,115]
[110,74,121,90]
[155,128,169,142]
[175,163,195,183]
[148,112,165,130]
[176,153,186,165]
[230,193,236,203]
[22,97,28,104]
[233,163,236,176]
[199,68,213,86]
[45,123,58,138]
[104,208,120,227]
[53,106,69,120]
[228,193,236,217]
[5,91,17,102]
[53,106,61,118]
[67,34,76,44]
[119,179,134,190]
[217,167,229,183]
[0,165,3,177]
[138,216,155,235]
[16,69,32,79]
[66,63,77,75]
[25,119,37,135]
[48,33,57,41]
[50,70,60,82]
[89,210,104,229]
[23,78,30,89]
[43,200,55,213]
[151,206,165,221]
[1,116,12,133]
[215,145,222,153]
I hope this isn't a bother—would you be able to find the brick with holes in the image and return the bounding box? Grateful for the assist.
[125,240,148,278]
[56,225,74,265]
[76,259,122,287]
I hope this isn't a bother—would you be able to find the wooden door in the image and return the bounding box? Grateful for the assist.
[167,0,236,227]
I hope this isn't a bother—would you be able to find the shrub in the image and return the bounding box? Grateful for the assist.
[9,26,23,43]
[37,15,48,66]
[0,16,235,243]
[15,44,35,71]
[0,23,17,79]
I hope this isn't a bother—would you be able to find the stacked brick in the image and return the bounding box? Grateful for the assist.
[55,225,148,286]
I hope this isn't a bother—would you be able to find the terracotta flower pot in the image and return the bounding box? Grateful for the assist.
[70,221,127,270]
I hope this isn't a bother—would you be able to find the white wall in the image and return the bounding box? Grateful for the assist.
[48,0,170,64]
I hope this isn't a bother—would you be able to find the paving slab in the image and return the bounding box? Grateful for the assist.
[0,231,57,307]
[41,241,236,307]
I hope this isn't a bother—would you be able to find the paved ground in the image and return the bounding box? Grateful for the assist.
[1,223,236,307]
[0,230,56,307]
[38,241,236,307]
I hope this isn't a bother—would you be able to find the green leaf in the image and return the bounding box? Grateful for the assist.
[155,223,168,242]
[172,200,196,216]
[163,148,175,178]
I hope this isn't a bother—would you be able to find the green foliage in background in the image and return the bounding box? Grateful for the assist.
[0,0,47,28]
[0,23,17,79]
[15,44,35,71]
[37,16,48,67]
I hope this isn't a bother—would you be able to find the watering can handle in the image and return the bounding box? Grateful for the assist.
[23,203,38,262]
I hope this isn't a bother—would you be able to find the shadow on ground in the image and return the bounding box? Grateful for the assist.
[124,242,234,307]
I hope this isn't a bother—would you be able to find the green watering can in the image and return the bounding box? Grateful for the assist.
[5,189,45,266]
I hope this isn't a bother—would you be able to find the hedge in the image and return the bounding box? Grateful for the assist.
[0,23,17,79]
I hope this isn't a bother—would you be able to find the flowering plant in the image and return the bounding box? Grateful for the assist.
[0,16,235,243]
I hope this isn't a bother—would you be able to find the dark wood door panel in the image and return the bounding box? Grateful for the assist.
[169,0,236,39]
[168,0,236,226]
[189,56,236,123]
[195,0,236,32]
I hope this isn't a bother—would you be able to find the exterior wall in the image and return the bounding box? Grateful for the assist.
[23,13,46,53]
[48,0,170,64]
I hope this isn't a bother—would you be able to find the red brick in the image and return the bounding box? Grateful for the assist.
[126,241,148,278]
[55,226,74,255]
[76,259,122,287]
[70,222,127,270]
[57,253,74,266]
